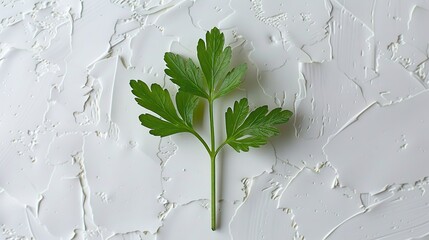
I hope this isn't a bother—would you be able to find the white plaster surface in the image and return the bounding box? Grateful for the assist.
[1,0,429,239]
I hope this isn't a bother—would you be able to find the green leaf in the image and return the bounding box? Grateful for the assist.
[225,98,293,152]
[176,90,199,127]
[215,63,247,98]
[225,98,249,137]
[227,136,267,152]
[130,80,180,123]
[130,80,190,136]
[197,27,232,92]
[139,114,189,137]
[164,52,208,99]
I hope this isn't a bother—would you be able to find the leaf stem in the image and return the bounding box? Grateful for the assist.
[209,98,216,231]
[210,151,216,231]
[214,141,227,158]
[189,129,211,155]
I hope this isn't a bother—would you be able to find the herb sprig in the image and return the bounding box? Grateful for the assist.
[130,27,292,230]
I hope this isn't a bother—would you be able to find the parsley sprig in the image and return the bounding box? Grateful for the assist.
[130,27,292,230]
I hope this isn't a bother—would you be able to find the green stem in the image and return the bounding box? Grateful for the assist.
[190,130,211,155]
[210,152,216,231]
[214,141,227,158]
[209,98,216,231]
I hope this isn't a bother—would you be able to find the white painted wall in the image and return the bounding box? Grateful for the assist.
[1,0,429,239]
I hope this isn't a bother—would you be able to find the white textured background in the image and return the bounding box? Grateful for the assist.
[1,0,429,239]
